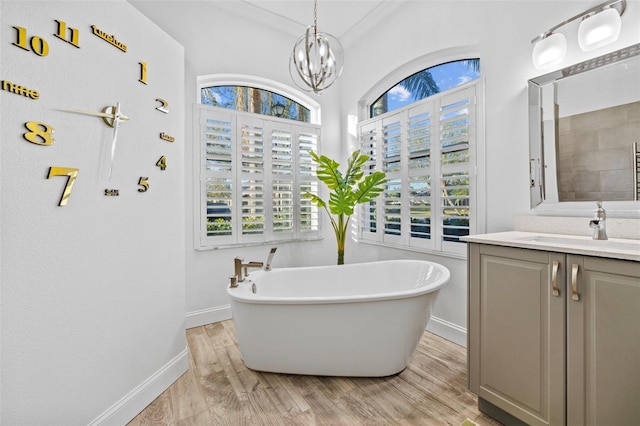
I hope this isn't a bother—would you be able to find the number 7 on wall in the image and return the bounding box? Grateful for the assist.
[47,166,79,206]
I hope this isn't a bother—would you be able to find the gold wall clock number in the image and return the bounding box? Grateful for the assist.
[23,121,54,146]
[139,62,147,85]
[54,19,80,48]
[47,166,79,206]
[3,81,39,100]
[156,156,167,170]
[159,132,175,143]
[155,98,169,113]
[138,177,149,192]
[13,26,49,56]
[91,25,127,52]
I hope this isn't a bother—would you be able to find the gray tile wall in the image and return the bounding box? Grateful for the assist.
[557,101,640,201]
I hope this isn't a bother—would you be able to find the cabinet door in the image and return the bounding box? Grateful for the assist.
[468,244,565,426]
[566,255,640,426]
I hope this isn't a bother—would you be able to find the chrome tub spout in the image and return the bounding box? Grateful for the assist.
[265,247,277,271]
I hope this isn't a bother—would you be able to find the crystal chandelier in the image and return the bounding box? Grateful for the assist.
[289,0,344,94]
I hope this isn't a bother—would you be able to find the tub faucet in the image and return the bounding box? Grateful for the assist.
[589,201,607,240]
[234,257,263,283]
[265,247,277,271]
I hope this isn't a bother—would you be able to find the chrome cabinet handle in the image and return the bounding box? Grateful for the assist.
[551,260,560,297]
[571,263,580,301]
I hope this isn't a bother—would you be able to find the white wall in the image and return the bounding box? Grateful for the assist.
[130,0,640,343]
[1,1,186,424]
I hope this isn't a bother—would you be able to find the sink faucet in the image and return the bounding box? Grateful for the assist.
[589,201,607,240]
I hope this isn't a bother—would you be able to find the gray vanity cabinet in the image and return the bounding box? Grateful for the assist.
[565,254,640,426]
[468,243,640,426]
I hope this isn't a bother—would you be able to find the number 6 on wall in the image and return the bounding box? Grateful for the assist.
[47,166,79,206]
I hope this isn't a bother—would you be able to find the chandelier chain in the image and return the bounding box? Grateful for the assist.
[313,0,318,38]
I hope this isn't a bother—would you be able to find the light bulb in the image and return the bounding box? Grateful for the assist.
[578,8,622,51]
[532,33,567,69]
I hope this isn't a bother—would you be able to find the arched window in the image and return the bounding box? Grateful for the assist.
[197,74,320,124]
[201,85,311,123]
[195,75,322,249]
[370,59,480,118]
[357,53,484,257]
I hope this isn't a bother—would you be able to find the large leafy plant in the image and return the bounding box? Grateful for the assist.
[303,150,387,265]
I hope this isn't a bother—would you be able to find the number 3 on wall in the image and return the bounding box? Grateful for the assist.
[47,166,79,206]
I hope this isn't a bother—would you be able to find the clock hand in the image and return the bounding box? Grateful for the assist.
[108,102,122,180]
[58,107,130,123]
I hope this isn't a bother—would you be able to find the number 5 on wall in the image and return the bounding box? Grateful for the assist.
[47,166,79,206]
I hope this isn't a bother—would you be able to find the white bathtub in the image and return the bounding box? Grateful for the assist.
[227,259,450,377]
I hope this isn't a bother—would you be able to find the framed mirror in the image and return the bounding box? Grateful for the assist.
[529,43,640,217]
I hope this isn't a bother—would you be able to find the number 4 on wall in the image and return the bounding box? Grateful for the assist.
[47,166,79,206]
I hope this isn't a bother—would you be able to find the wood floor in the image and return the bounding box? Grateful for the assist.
[127,320,502,425]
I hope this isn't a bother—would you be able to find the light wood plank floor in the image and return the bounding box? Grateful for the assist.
[127,320,502,425]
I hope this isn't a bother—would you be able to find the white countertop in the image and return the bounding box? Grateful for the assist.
[462,231,640,262]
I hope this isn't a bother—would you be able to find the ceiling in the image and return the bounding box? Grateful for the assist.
[210,0,405,46]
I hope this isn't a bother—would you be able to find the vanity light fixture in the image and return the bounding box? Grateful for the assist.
[289,0,344,94]
[531,0,626,69]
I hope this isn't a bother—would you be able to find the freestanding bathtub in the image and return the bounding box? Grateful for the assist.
[227,259,450,377]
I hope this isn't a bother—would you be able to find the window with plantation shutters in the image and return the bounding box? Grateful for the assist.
[197,105,321,249]
[358,80,481,256]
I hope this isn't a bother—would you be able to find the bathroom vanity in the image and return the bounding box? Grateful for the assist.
[464,231,640,426]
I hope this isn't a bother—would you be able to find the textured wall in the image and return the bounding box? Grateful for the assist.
[1,1,186,424]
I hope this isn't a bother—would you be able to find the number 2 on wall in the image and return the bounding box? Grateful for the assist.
[47,166,79,206]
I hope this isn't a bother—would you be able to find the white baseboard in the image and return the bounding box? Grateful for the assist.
[185,304,232,329]
[88,348,188,426]
[426,315,467,348]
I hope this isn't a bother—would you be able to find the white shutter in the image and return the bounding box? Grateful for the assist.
[381,114,403,245]
[238,117,265,243]
[270,125,294,240]
[201,108,234,246]
[197,105,321,249]
[358,121,380,241]
[438,86,475,255]
[407,103,435,250]
[297,127,320,238]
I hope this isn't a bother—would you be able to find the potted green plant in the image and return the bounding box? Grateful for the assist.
[303,150,387,265]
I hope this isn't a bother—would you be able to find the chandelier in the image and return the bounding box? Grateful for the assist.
[289,0,344,94]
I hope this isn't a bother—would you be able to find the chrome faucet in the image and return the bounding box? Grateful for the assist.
[589,201,607,240]
[265,247,277,271]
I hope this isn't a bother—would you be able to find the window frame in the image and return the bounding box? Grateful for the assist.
[357,51,485,259]
[194,75,323,250]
